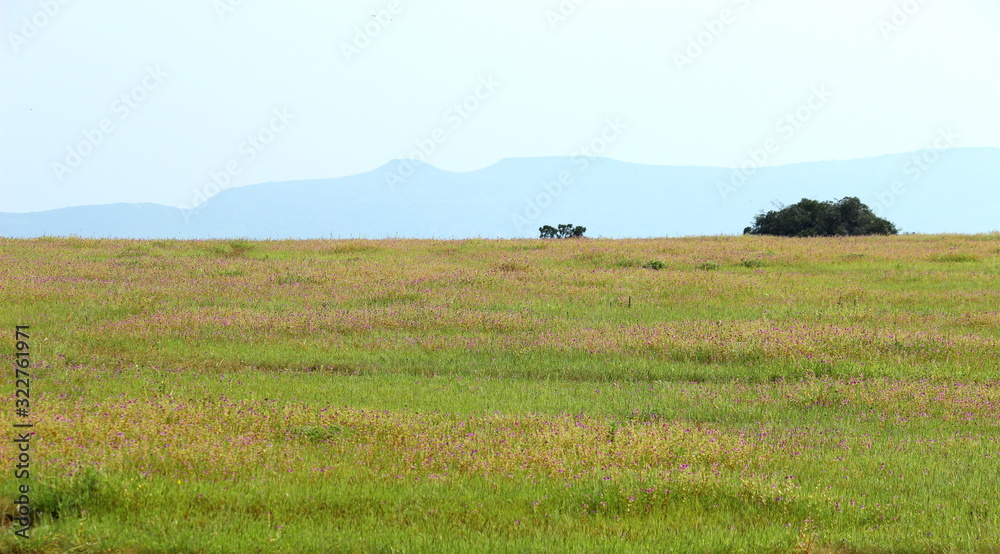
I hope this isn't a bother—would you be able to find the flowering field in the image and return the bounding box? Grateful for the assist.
[1,235,999,552]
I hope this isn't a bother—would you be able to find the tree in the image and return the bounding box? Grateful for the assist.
[744,197,898,237]
[539,224,586,239]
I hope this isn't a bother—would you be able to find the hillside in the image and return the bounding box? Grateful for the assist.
[2,149,998,239]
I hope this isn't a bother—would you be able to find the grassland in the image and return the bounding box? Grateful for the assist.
[1,234,999,552]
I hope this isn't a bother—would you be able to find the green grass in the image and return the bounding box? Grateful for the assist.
[1,235,999,552]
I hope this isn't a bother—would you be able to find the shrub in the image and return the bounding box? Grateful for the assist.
[643,260,666,270]
[539,224,586,239]
[744,197,898,237]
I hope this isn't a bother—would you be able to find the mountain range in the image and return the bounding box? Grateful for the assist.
[2,149,998,239]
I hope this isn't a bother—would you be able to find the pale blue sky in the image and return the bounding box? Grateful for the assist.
[2,0,999,213]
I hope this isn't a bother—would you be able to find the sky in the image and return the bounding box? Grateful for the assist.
[2,0,999,214]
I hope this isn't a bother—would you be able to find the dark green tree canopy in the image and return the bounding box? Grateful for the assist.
[539,224,586,239]
[744,197,898,237]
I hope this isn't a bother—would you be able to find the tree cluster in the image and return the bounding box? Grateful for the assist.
[744,197,898,237]
[539,224,586,239]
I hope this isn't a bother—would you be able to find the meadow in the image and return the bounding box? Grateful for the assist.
[1,234,999,552]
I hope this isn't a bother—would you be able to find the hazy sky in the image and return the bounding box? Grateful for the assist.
[2,0,999,213]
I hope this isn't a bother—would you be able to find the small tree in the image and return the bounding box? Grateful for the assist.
[539,224,586,239]
[744,197,898,237]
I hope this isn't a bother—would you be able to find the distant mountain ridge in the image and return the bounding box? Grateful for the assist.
[2,149,998,239]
